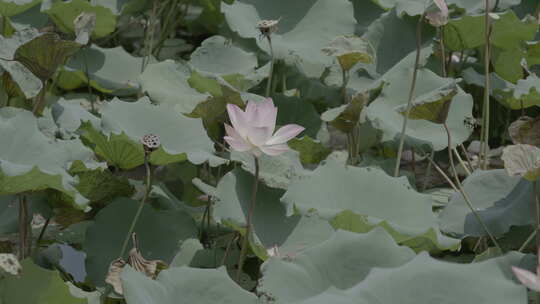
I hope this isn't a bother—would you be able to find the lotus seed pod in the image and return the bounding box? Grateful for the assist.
[140,134,160,153]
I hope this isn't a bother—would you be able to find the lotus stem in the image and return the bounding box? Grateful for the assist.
[426,156,459,192]
[518,230,536,252]
[237,156,259,281]
[443,122,502,252]
[439,27,446,77]
[460,143,475,171]
[394,13,424,177]
[421,150,435,192]
[17,194,29,260]
[480,0,492,170]
[453,148,471,176]
[118,153,153,260]
[265,36,275,97]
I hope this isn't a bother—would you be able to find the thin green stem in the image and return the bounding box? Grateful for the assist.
[265,37,275,97]
[443,122,502,252]
[518,230,536,252]
[439,27,446,77]
[394,13,425,177]
[421,150,435,192]
[118,154,152,260]
[480,0,492,170]
[236,156,259,280]
[453,148,471,176]
[34,217,51,255]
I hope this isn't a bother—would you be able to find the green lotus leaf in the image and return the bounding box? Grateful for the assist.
[0,0,40,17]
[366,52,473,151]
[351,0,385,35]
[222,0,356,78]
[96,97,224,166]
[395,81,458,124]
[139,60,210,114]
[0,108,96,208]
[57,45,144,96]
[14,31,81,82]
[258,227,415,303]
[80,121,145,170]
[288,136,331,165]
[281,160,460,251]
[0,259,86,303]
[292,252,526,304]
[43,0,116,39]
[491,47,526,83]
[231,150,309,190]
[322,35,373,71]
[273,94,322,138]
[39,97,100,138]
[0,27,42,98]
[199,168,334,260]
[189,35,268,91]
[121,266,258,304]
[362,9,435,75]
[444,11,538,52]
[502,144,540,181]
[439,169,534,237]
[508,116,540,147]
[84,197,198,287]
[447,0,522,13]
[462,68,540,109]
[321,93,367,133]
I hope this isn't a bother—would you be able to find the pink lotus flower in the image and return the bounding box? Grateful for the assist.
[224,98,305,157]
[512,266,540,292]
[426,0,448,27]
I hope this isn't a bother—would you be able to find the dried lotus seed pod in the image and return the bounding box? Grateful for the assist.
[140,134,160,153]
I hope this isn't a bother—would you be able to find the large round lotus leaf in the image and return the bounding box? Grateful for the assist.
[138,60,210,114]
[447,0,522,13]
[0,0,40,17]
[362,9,435,75]
[201,168,333,259]
[293,252,526,304]
[84,197,198,287]
[39,97,100,138]
[439,169,534,237]
[121,266,258,304]
[366,64,473,151]
[97,97,223,166]
[258,227,415,303]
[351,0,385,35]
[321,36,373,71]
[0,108,95,207]
[57,45,143,96]
[281,160,459,251]
[0,259,86,303]
[231,150,309,190]
[222,0,356,78]
[43,0,116,39]
[189,35,267,90]
[0,27,42,98]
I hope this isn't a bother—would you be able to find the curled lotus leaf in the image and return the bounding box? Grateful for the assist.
[508,116,540,147]
[501,144,540,181]
[395,82,459,124]
[322,35,374,71]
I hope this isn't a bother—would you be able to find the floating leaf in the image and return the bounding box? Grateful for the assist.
[395,82,458,124]
[84,197,198,287]
[439,169,533,237]
[43,0,116,39]
[222,0,356,78]
[258,228,415,303]
[502,144,540,181]
[121,266,259,304]
[322,35,373,71]
[281,160,459,251]
[0,259,85,303]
